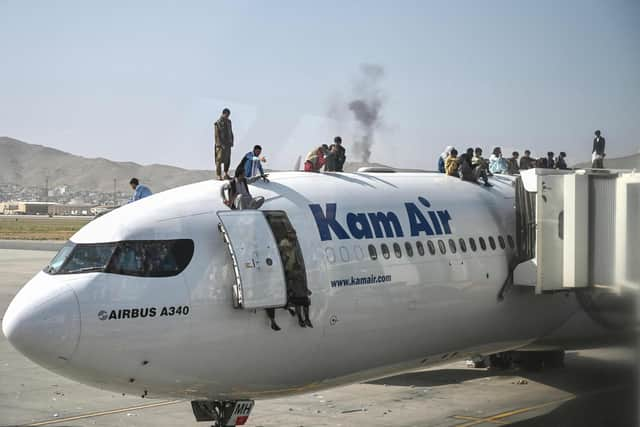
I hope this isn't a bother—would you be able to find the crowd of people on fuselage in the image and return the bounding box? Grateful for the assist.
[439,146,571,184]
[438,130,608,184]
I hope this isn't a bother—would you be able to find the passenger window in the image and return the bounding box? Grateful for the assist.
[469,238,477,252]
[393,243,402,258]
[354,245,365,261]
[459,238,467,253]
[325,247,336,263]
[339,246,350,262]
[438,240,446,254]
[448,239,457,254]
[368,244,378,260]
[416,241,425,256]
[479,237,487,251]
[405,242,414,257]
[427,240,436,255]
[381,244,390,259]
[498,236,506,249]
[489,236,496,250]
[507,235,515,249]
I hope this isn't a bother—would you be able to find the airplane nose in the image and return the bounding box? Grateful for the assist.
[2,272,81,369]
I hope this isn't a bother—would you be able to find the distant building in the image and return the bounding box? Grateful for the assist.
[0,201,59,215]
[48,204,95,216]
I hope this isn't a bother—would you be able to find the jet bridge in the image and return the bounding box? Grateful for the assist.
[513,168,640,295]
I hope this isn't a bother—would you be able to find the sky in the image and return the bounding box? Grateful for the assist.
[1,0,639,171]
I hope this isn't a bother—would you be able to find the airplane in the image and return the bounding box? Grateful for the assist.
[2,169,636,426]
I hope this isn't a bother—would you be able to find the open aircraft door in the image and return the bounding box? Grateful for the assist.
[217,210,287,310]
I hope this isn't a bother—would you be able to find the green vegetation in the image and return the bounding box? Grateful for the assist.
[0,216,91,240]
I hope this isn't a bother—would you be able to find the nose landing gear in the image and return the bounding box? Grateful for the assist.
[191,400,255,427]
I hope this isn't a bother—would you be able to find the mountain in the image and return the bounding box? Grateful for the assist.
[572,153,640,170]
[0,137,214,193]
[0,137,422,194]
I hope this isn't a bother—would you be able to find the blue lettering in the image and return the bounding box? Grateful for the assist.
[437,210,453,234]
[428,211,443,235]
[309,204,350,241]
[367,212,404,238]
[347,213,373,239]
[405,202,434,236]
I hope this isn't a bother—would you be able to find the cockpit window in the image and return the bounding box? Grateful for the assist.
[44,241,75,273]
[107,240,194,277]
[44,239,194,277]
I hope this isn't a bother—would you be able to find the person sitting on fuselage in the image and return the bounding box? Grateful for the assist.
[220,168,267,210]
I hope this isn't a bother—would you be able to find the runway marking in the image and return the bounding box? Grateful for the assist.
[452,415,506,424]
[452,396,575,426]
[22,399,183,426]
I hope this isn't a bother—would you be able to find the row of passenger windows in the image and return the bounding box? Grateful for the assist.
[366,235,515,261]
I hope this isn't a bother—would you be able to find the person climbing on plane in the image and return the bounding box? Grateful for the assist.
[220,167,267,210]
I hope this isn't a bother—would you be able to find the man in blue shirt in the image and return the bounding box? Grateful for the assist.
[242,145,267,178]
[129,178,152,203]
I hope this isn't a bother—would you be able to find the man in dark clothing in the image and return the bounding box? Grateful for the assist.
[519,150,532,170]
[508,151,520,174]
[333,136,347,172]
[214,108,234,180]
[324,144,338,172]
[556,152,568,170]
[546,152,555,169]
[592,130,606,168]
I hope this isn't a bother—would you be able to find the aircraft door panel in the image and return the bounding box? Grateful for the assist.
[216,211,287,310]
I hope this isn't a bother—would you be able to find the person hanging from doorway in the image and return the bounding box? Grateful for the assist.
[220,167,268,210]
[279,234,312,328]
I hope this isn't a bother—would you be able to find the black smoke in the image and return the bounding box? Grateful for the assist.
[348,64,385,163]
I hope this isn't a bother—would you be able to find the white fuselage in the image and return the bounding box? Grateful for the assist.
[3,172,589,400]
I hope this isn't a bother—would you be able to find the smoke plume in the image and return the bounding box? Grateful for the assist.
[348,64,385,163]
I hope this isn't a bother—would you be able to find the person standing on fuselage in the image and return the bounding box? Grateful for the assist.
[592,130,606,168]
[214,108,234,180]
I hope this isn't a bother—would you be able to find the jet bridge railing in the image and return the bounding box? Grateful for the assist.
[512,168,640,295]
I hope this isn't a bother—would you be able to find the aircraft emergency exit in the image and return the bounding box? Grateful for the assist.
[2,169,637,426]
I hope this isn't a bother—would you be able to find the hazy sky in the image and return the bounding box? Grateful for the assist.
[1,0,639,171]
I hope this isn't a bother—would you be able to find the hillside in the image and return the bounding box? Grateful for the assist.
[0,137,214,192]
[0,137,418,194]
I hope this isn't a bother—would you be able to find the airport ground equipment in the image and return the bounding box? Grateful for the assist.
[513,168,640,295]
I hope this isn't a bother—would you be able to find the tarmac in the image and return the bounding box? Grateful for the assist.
[0,247,637,427]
